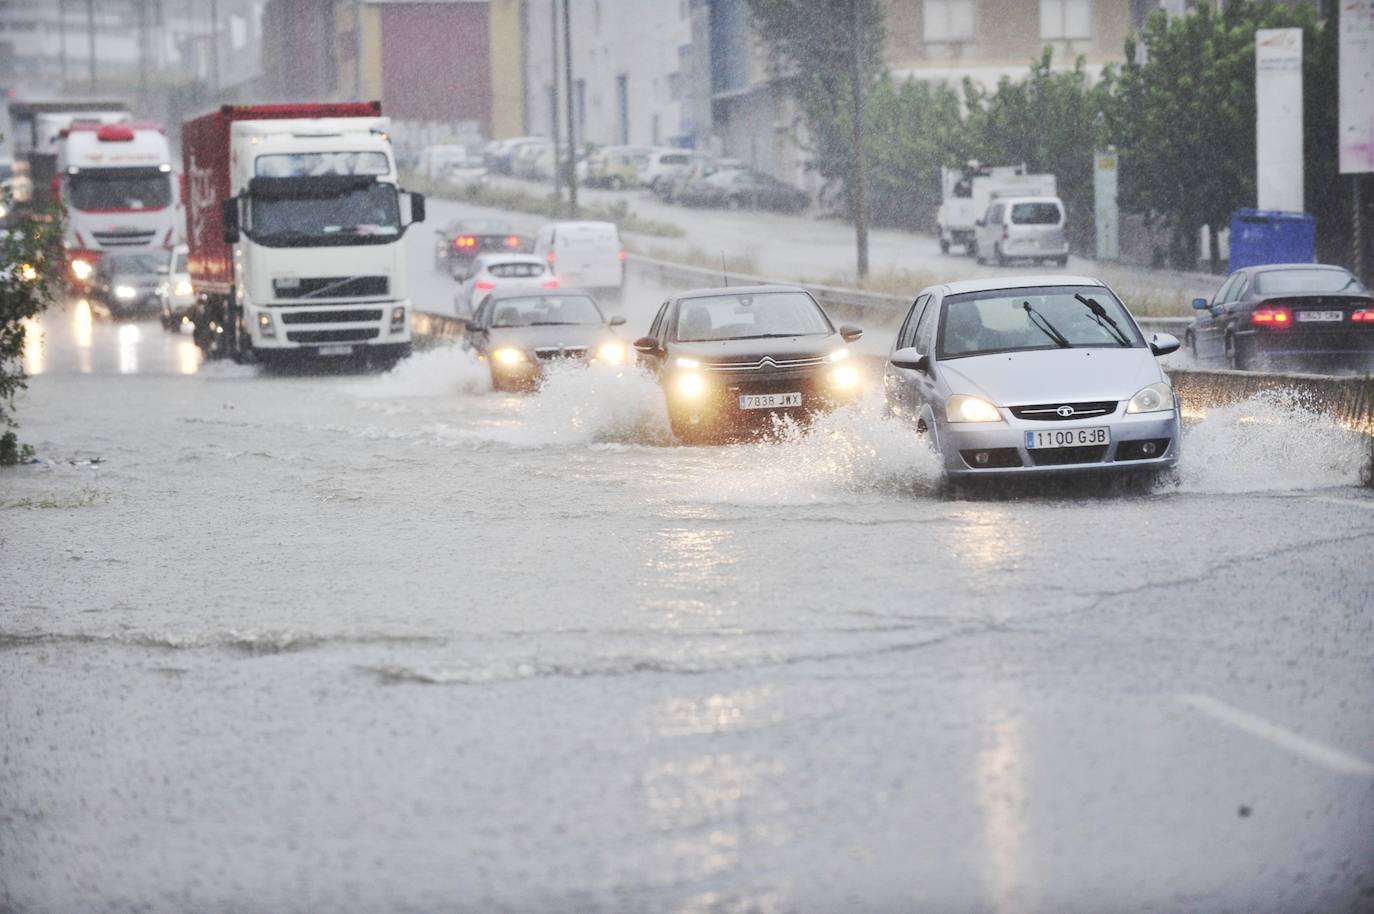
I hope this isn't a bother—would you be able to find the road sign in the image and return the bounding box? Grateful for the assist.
[1093,149,1119,262]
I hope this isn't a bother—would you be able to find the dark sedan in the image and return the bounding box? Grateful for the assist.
[90,252,168,318]
[674,168,810,213]
[1185,263,1374,371]
[633,285,863,442]
[462,288,629,391]
[433,219,526,279]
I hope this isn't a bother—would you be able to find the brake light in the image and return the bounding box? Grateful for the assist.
[546,252,556,264]
[96,124,135,142]
[542,278,560,288]
[1251,307,1292,326]
[454,235,477,249]
[1353,310,1374,322]
[505,235,521,248]
[618,249,627,262]
[475,280,496,291]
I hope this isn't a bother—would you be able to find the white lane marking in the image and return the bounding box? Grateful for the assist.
[1176,693,1374,778]
[1309,495,1374,512]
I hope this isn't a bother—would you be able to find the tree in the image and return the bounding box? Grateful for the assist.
[862,76,970,227]
[0,195,61,465]
[744,0,885,278]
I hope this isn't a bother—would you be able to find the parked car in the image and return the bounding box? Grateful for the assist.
[657,157,742,204]
[158,244,194,331]
[415,144,478,181]
[485,137,545,175]
[462,288,629,391]
[434,219,525,277]
[675,167,809,212]
[632,285,864,442]
[883,275,1181,480]
[91,252,168,317]
[533,221,625,301]
[973,196,1069,267]
[1185,263,1374,371]
[440,152,488,187]
[513,140,556,180]
[454,253,560,318]
[640,149,711,197]
[583,145,654,189]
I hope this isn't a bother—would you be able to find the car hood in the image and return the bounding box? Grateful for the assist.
[488,324,614,350]
[672,334,840,363]
[936,347,1164,406]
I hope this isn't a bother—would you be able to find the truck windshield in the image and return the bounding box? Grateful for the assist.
[250,182,401,247]
[68,167,172,211]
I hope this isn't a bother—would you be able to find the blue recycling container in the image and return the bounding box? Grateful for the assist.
[1228,208,1316,271]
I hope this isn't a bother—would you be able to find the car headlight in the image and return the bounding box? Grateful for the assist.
[829,348,849,362]
[492,347,527,366]
[174,280,193,297]
[674,357,700,369]
[947,394,1002,423]
[1127,382,1174,414]
[829,363,860,389]
[675,372,706,397]
[71,259,94,280]
[595,341,627,365]
[114,285,137,300]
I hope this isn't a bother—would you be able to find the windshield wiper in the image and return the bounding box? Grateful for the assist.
[528,321,585,326]
[1074,294,1132,347]
[1022,301,1070,348]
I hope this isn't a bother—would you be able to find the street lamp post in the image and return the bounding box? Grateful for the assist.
[563,0,577,216]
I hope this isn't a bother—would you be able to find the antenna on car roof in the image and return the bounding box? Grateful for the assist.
[720,251,729,288]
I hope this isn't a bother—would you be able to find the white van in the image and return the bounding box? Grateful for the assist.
[534,221,625,298]
[973,196,1069,267]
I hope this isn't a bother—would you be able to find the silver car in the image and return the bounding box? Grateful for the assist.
[973,195,1069,267]
[884,275,1181,478]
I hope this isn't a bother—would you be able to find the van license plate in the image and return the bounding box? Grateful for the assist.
[1025,427,1110,449]
[739,392,802,410]
[317,344,354,357]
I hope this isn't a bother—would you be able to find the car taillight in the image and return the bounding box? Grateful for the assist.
[505,235,521,248]
[542,278,560,288]
[475,280,496,291]
[618,249,627,262]
[1252,307,1293,326]
[546,252,556,264]
[454,235,477,249]
[1352,310,1374,322]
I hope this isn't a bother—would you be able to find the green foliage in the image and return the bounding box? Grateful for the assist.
[0,193,61,465]
[863,76,969,224]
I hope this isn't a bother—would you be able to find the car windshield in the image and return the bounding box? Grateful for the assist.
[251,182,401,247]
[675,291,832,342]
[938,285,1143,358]
[1010,202,1061,224]
[1254,268,1363,294]
[68,167,172,211]
[489,295,603,327]
[107,254,165,274]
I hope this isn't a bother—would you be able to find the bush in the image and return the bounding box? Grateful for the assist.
[0,197,61,466]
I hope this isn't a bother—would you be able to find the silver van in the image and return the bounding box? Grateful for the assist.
[973,196,1069,267]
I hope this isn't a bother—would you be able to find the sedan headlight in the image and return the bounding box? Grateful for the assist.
[829,348,849,362]
[492,347,527,366]
[114,285,138,300]
[1127,382,1174,414]
[947,394,1002,423]
[829,363,860,389]
[674,357,700,369]
[595,341,627,365]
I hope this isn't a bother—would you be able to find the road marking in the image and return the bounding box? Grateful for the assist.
[1176,693,1374,778]
[1309,495,1374,512]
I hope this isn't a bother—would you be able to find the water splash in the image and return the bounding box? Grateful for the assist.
[360,344,491,397]
[514,360,672,447]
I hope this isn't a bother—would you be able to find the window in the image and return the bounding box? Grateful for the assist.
[649,301,671,343]
[898,294,930,349]
[1040,0,1091,40]
[1010,202,1063,225]
[914,296,938,354]
[923,0,975,43]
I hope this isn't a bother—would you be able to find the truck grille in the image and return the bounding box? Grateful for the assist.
[279,309,384,325]
[93,229,158,248]
[285,328,380,344]
[1010,401,1118,421]
[272,276,389,299]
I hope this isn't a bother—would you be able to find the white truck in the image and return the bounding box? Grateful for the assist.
[182,102,426,367]
[936,162,1057,256]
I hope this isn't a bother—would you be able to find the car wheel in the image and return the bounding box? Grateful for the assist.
[1224,334,1247,371]
[1054,256,1068,267]
[609,176,624,190]
[994,244,1008,267]
[725,196,742,211]
[1186,331,1197,360]
[669,412,710,445]
[969,241,980,262]
[939,239,950,254]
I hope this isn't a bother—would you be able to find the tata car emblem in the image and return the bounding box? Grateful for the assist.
[1056,405,1075,417]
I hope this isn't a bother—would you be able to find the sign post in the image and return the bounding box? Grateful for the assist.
[1339,0,1374,281]
[1093,149,1119,262]
[1255,28,1304,213]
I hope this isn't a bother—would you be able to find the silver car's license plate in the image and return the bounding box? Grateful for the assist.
[317,344,354,356]
[1025,427,1110,449]
[1296,310,1343,322]
[739,392,802,410]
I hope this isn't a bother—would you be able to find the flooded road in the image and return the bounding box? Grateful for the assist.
[2,210,1373,913]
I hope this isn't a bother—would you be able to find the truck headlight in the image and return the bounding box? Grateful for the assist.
[71,259,94,281]
[114,285,137,300]
[1126,382,1173,414]
[947,394,1002,423]
[174,280,193,297]
[594,341,627,365]
[492,347,526,365]
[390,305,406,332]
[256,311,276,338]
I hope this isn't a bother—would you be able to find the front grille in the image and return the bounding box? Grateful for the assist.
[93,230,157,247]
[1027,445,1109,466]
[533,346,589,361]
[959,448,1022,469]
[703,355,827,372]
[273,276,389,299]
[1011,400,1118,421]
[279,309,384,325]
[285,328,380,344]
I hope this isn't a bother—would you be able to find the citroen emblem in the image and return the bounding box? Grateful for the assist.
[1056,405,1075,417]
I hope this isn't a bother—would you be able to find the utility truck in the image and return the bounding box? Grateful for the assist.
[182,102,425,366]
[936,162,1057,256]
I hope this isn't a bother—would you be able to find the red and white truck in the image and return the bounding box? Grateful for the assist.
[181,102,425,366]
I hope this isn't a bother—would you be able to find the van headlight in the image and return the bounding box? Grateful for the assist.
[947,394,1002,423]
[114,285,138,300]
[1126,382,1174,414]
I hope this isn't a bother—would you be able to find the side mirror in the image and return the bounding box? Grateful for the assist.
[1191,297,1209,310]
[1150,332,1181,357]
[221,197,240,244]
[410,191,426,224]
[891,346,930,372]
[632,336,660,355]
[839,324,863,343]
[609,315,627,327]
